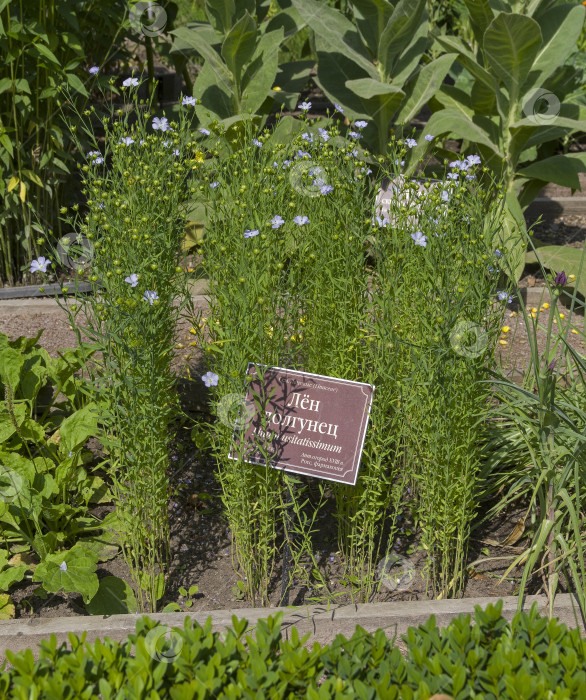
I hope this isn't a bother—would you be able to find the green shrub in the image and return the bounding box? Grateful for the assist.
[0,601,584,698]
[0,0,128,286]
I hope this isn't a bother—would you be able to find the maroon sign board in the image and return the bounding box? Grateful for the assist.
[228,364,374,486]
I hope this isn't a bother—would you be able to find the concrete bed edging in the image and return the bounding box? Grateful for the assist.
[0,287,572,316]
[0,594,583,658]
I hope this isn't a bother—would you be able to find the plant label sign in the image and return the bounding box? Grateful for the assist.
[229,364,374,486]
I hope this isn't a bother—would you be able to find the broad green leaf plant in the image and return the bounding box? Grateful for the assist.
[424,0,586,280]
[170,0,311,126]
[291,0,456,155]
[0,331,117,613]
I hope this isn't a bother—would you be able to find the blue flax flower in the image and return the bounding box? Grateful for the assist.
[202,371,219,387]
[411,231,427,247]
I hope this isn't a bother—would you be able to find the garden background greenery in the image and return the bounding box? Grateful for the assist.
[0,0,585,651]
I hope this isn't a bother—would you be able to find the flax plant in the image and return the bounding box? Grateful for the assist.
[368,149,509,599]
[192,113,508,605]
[35,83,201,612]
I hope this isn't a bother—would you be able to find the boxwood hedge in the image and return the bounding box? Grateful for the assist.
[1,600,584,698]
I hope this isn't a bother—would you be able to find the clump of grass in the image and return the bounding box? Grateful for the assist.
[479,239,586,619]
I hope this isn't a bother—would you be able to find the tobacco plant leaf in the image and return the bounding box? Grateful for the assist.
[483,13,542,103]
[241,27,283,115]
[517,153,586,191]
[221,12,257,85]
[83,475,111,504]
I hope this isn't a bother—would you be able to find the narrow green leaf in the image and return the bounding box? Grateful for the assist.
[31,42,61,66]
[66,72,88,97]
[395,53,456,124]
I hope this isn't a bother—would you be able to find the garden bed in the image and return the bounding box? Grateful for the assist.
[1,287,584,621]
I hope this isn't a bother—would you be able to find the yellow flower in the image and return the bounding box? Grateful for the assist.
[272,86,282,91]
[189,327,197,335]
[531,307,538,313]
[189,341,197,347]
[542,302,549,309]
[499,339,508,345]
[299,317,306,325]
[501,326,510,333]
[571,329,579,335]
[559,313,565,319]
